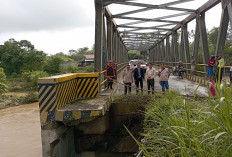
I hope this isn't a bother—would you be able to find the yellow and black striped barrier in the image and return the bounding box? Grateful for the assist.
[185,74,209,86]
[38,73,99,124]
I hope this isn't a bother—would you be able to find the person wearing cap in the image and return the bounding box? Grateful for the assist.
[207,56,216,81]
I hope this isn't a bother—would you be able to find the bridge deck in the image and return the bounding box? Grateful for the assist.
[55,88,117,122]
[55,71,124,122]
[55,67,213,123]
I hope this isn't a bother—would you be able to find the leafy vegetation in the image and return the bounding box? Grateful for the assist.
[0,38,95,109]
[130,88,232,156]
[0,68,8,95]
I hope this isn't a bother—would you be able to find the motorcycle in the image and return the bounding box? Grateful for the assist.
[172,66,179,76]
[178,67,186,79]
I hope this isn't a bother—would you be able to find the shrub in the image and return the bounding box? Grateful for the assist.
[86,65,94,73]
[23,71,49,87]
[0,68,8,94]
[130,89,232,156]
[134,54,144,59]
[21,91,38,104]
[59,65,78,74]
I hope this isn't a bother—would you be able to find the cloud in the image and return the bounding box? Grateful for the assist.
[0,0,94,33]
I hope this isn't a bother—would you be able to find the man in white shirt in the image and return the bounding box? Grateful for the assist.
[146,63,155,94]
[122,64,133,95]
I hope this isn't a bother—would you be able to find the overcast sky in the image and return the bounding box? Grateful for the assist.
[0,0,222,55]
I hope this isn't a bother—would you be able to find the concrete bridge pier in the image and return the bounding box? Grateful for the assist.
[41,122,75,157]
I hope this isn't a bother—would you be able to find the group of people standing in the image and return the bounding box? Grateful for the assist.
[207,55,225,82]
[122,63,170,95]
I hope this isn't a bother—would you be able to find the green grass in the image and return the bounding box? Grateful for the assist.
[129,89,232,157]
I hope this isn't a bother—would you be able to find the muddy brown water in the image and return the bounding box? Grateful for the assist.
[0,102,42,157]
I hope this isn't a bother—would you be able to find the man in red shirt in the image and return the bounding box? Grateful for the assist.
[105,60,115,89]
[207,56,216,81]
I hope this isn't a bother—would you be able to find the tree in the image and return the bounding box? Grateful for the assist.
[18,40,34,51]
[43,56,63,74]
[208,27,219,50]
[134,54,144,59]
[22,50,46,72]
[0,39,23,75]
[78,47,89,54]
[128,50,137,60]
[54,52,73,62]
[68,49,77,56]
[70,53,85,62]
[0,68,8,94]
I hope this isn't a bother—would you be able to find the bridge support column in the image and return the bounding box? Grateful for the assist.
[183,25,190,70]
[156,45,159,62]
[166,36,170,63]
[215,0,230,56]
[107,18,113,61]
[116,34,119,64]
[112,30,116,62]
[103,18,108,70]
[94,0,103,72]
[228,0,232,28]
[158,43,162,61]
[180,27,185,62]
[172,32,179,62]
[161,41,166,62]
[171,36,175,64]
[153,48,156,62]
[192,19,200,61]
[198,13,210,65]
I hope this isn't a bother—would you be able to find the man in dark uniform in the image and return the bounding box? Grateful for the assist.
[133,63,145,93]
[105,60,115,89]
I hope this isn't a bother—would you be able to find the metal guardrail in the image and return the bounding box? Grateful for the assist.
[152,61,232,76]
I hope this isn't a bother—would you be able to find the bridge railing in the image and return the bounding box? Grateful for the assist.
[38,63,128,124]
[152,61,231,79]
[38,73,100,124]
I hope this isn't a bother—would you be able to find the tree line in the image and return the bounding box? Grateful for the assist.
[0,38,94,76]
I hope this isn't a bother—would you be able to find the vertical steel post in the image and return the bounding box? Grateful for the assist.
[161,41,166,62]
[180,27,185,62]
[94,0,103,72]
[192,19,200,61]
[215,2,229,56]
[183,25,191,70]
[107,18,113,60]
[198,13,210,65]
[166,36,170,62]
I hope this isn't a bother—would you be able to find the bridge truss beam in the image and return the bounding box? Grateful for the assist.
[95,0,232,75]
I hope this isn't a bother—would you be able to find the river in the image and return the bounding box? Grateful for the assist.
[0,103,42,157]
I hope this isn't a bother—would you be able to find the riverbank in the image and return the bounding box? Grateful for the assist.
[135,89,232,156]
